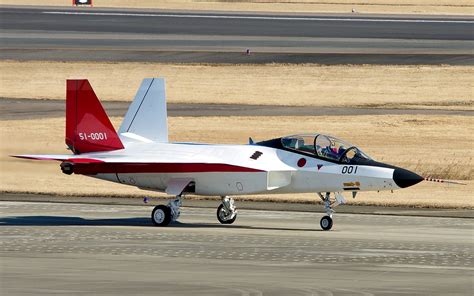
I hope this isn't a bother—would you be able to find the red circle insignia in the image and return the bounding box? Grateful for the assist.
[297,158,306,167]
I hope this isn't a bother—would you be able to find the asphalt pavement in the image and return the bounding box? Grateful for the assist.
[1,201,473,295]
[1,6,472,64]
[1,98,472,120]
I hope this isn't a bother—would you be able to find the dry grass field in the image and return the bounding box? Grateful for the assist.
[2,0,473,15]
[1,61,472,110]
[1,115,472,208]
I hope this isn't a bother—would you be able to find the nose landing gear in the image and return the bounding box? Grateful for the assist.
[317,192,346,231]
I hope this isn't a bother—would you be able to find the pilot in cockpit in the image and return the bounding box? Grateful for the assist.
[281,134,372,163]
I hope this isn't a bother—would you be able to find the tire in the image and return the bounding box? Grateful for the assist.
[217,204,237,224]
[320,216,333,231]
[151,205,172,226]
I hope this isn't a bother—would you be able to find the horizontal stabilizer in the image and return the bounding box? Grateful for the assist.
[119,78,168,143]
[12,154,72,161]
[12,155,104,164]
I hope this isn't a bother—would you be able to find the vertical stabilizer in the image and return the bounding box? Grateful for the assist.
[119,78,168,143]
[66,80,124,154]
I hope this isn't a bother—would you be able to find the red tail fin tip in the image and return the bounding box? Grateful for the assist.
[66,80,124,154]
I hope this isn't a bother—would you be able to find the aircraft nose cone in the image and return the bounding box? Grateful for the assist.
[393,168,424,188]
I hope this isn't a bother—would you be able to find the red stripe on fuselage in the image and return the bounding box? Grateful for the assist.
[69,162,264,175]
[67,158,105,163]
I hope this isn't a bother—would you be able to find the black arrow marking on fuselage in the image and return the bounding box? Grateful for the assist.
[250,151,263,160]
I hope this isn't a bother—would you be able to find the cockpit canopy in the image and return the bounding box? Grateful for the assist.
[281,134,372,163]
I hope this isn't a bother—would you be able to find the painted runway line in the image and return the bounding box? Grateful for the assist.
[43,11,474,24]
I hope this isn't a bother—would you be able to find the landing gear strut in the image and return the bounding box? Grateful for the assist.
[317,192,345,231]
[217,196,237,224]
[151,194,183,226]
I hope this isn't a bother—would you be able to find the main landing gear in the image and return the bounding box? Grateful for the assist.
[151,195,238,226]
[317,192,346,231]
[151,194,183,226]
[217,196,237,224]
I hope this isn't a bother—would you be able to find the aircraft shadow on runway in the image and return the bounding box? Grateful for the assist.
[0,216,322,231]
[0,216,150,226]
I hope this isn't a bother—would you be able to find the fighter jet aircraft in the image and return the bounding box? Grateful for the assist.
[14,78,425,230]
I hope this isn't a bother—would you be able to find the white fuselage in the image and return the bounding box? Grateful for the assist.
[78,142,400,196]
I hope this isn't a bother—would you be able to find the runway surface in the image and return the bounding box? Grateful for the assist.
[1,201,473,295]
[1,98,472,120]
[1,6,473,64]
[2,192,473,219]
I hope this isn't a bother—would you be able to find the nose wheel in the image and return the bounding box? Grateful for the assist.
[217,196,237,224]
[320,216,333,231]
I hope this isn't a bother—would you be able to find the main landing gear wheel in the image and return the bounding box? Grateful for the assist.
[151,194,183,226]
[151,205,172,226]
[217,204,237,224]
[320,215,333,231]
